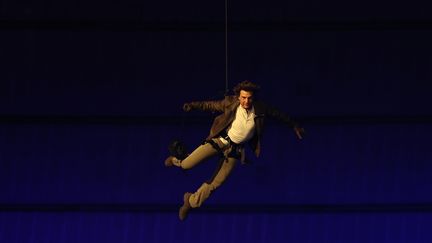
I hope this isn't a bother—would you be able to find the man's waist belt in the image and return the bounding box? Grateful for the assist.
[219,131,240,146]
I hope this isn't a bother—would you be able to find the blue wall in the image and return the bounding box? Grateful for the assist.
[1,123,431,205]
[1,121,431,242]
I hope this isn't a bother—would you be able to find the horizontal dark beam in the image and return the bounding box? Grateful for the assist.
[0,115,431,125]
[1,19,432,31]
[1,203,432,213]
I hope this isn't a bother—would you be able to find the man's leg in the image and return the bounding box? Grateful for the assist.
[167,138,225,169]
[180,142,219,169]
[179,156,237,220]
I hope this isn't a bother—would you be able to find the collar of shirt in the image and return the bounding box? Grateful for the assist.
[239,105,256,120]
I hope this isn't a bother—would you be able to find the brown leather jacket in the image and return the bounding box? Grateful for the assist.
[185,95,299,157]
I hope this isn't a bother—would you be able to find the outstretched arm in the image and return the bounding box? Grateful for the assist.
[264,104,305,140]
[183,98,226,113]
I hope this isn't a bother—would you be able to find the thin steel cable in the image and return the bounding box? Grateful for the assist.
[225,0,229,96]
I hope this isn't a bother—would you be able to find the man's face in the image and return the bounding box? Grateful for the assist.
[238,90,254,109]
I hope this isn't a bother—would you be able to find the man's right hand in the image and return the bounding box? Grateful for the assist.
[183,103,192,112]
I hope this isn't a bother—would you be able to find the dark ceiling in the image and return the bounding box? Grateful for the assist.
[1,0,432,118]
[2,0,432,26]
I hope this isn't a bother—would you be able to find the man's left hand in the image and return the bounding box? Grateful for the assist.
[294,126,305,140]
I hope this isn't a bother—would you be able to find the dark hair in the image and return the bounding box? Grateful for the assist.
[233,80,260,96]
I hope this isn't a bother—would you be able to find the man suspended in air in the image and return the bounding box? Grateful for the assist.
[165,80,305,220]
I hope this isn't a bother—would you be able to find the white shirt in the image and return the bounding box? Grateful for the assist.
[225,105,256,144]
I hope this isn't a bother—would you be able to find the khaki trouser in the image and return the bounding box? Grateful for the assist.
[181,138,237,208]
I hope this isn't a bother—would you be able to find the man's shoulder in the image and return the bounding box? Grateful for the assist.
[253,100,272,114]
[252,100,266,108]
[222,96,240,111]
[223,95,238,103]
